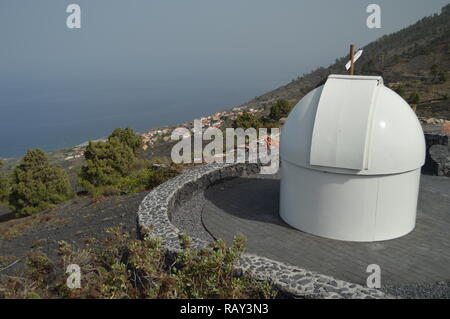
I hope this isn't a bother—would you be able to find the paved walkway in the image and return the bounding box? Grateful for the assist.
[202,174,450,285]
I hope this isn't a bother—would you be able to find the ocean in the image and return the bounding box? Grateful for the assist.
[0,75,277,158]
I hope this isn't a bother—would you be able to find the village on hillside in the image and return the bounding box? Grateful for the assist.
[62,106,262,160]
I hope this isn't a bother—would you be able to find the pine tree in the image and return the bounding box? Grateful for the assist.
[269,99,292,121]
[9,149,72,216]
[78,128,179,197]
[78,137,136,196]
[232,112,262,130]
[109,128,143,155]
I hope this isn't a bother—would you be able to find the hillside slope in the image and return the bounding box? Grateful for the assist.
[241,4,450,119]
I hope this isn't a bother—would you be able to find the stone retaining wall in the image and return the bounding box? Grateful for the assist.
[137,162,389,299]
[423,132,449,177]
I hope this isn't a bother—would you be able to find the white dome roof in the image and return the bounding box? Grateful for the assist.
[280,75,425,175]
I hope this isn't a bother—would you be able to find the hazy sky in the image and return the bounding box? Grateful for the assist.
[1,0,448,87]
[0,1,448,157]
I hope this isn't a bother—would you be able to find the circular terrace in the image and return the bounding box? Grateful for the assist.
[138,161,450,298]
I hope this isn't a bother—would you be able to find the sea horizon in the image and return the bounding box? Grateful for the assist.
[0,74,284,159]
[2,1,447,159]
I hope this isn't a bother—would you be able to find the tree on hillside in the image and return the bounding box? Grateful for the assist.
[78,128,179,197]
[232,112,264,130]
[269,99,292,121]
[443,3,450,14]
[408,92,421,105]
[9,149,72,216]
[394,85,406,98]
[430,64,439,81]
[78,137,136,195]
[109,128,143,155]
[361,58,378,74]
[438,71,447,83]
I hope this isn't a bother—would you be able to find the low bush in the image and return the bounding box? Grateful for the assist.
[0,228,276,299]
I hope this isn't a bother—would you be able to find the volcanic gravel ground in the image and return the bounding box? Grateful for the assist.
[0,192,147,276]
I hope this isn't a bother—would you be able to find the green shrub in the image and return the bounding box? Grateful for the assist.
[8,149,73,217]
[0,174,11,204]
[78,129,179,197]
[408,92,420,104]
[430,64,439,80]
[394,85,406,98]
[145,166,179,189]
[78,137,136,196]
[0,161,11,204]
[430,64,448,83]
[0,228,276,299]
[269,99,292,121]
[173,235,275,298]
[232,112,263,130]
[109,128,143,155]
[438,71,447,83]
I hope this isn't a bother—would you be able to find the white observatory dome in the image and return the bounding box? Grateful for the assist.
[280,74,425,242]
